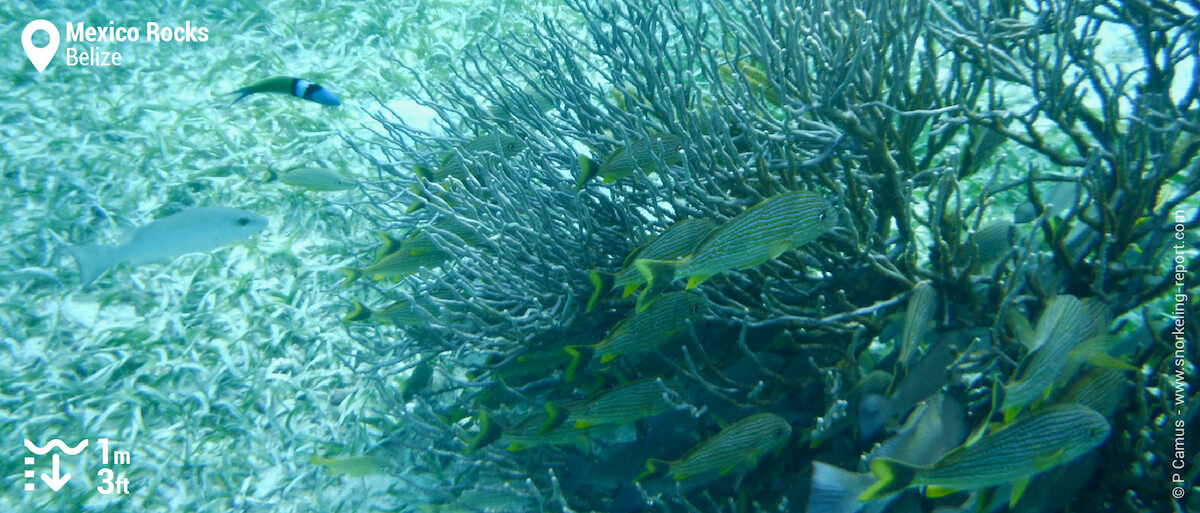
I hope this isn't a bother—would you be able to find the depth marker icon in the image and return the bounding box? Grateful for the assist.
[24,438,88,492]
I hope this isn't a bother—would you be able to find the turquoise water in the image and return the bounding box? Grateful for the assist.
[2,1,1197,512]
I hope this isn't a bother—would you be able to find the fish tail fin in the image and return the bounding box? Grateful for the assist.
[264,168,279,183]
[636,458,670,482]
[465,411,502,453]
[342,300,372,323]
[859,458,917,501]
[406,182,427,213]
[538,402,568,435]
[564,345,595,383]
[634,291,652,313]
[413,164,433,181]
[586,270,613,313]
[576,155,599,190]
[339,267,363,288]
[634,259,676,290]
[809,462,878,513]
[634,258,680,311]
[229,88,253,106]
[373,232,405,262]
[67,244,120,285]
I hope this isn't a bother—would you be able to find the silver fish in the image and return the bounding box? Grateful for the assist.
[68,206,268,284]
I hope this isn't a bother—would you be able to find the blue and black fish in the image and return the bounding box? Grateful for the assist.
[230,77,341,106]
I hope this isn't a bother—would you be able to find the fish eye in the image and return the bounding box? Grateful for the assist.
[236,217,251,226]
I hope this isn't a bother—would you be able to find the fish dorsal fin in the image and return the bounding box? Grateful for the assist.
[622,240,651,268]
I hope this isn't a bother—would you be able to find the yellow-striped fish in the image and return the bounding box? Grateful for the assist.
[967,221,1017,269]
[415,485,537,513]
[896,281,937,370]
[1055,368,1131,417]
[1002,295,1108,418]
[1013,181,1083,224]
[859,404,1110,502]
[588,218,717,311]
[565,291,706,381]
[638,413,791,481]
[860,337,962,439]
[470,346,572,385]
[339,248,447,287]
[400,362,435,400]
[372,232,408,262]
[568,379,681,428]
[635,191,835,305]
[342,298,424,325]
[266,167,357,191]
[414,132,525,182]
[501,422,616,452]
[577,134,683,188]
[717,59,782,106]
[310,454,388,476]
[465,410,504,453]
[341,221,483,286]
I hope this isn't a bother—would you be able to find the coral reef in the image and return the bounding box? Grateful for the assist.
[344,0,1198,511]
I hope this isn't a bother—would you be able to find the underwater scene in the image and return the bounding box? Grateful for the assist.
[2,0,1198,512]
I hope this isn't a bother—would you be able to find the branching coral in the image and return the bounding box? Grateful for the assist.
[344,0,1197,511]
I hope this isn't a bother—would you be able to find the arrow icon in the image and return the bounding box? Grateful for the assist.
[41,454,70,491]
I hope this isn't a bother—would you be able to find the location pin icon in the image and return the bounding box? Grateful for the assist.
[22,20,60,73]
